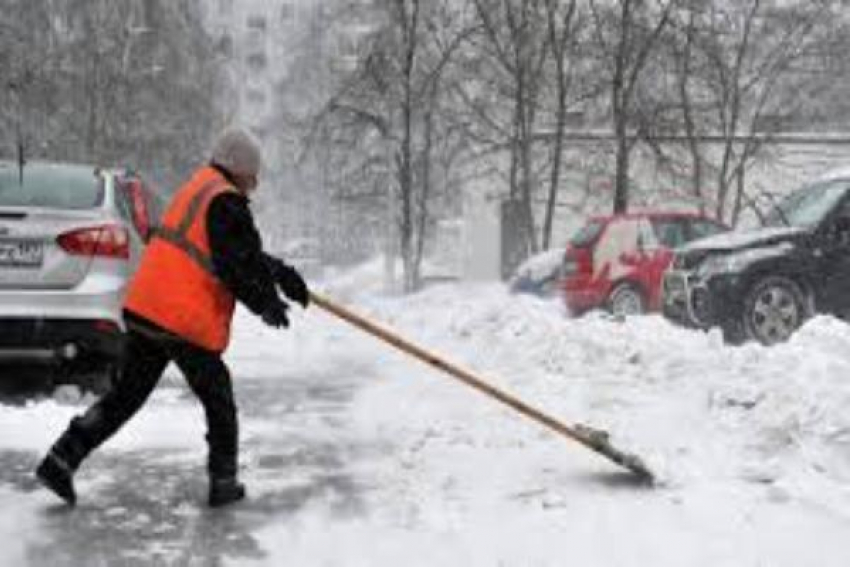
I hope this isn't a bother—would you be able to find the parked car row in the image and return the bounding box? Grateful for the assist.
[663,170,850,345]
[0,161,159,391]
[511,168,850,346]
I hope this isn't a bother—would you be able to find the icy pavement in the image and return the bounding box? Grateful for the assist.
[0,368,381,566]
[2,264,850,565]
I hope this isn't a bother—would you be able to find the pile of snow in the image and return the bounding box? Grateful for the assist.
[327,279,850,512]
[240,271,850,565]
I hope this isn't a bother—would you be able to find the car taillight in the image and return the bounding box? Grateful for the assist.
[57,225,129,259]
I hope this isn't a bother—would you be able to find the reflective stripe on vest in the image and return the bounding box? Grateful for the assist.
[149,179,222,276]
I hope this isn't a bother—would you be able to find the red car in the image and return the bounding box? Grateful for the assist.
[562,212,728,316]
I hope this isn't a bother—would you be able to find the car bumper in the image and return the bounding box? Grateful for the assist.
[662,270,743,328]
[0,318,125,363]
[0,276,127,364]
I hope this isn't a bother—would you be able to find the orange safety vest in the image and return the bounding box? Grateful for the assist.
[125,166,238,352]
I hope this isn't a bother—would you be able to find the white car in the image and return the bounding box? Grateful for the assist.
[0,161,158,391]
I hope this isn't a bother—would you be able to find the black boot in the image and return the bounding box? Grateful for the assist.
[209,477,246,508]
[35,426,91,507]
[36,452,77,506]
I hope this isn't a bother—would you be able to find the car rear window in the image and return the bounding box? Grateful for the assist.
[0,163,104,210]
[570,220,605,247]
[651,219,688,248]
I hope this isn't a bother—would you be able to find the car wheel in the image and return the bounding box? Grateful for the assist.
[743,276,808,346]
[608,283,645,317]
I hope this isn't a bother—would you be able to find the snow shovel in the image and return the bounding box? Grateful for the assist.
[309,291,655,484]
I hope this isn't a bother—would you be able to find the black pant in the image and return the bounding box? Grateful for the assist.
[64,320,239,479]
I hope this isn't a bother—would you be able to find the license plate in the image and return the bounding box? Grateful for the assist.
[0,240,44,268]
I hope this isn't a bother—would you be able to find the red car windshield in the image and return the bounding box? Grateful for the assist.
[570,220,605,248]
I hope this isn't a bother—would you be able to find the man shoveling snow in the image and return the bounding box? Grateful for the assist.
[35,128,309,508]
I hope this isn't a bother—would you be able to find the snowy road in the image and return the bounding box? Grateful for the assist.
[0,369,383,566]
[2,271,850,565]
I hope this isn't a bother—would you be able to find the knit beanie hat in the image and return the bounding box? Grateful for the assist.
[210,128,262,177]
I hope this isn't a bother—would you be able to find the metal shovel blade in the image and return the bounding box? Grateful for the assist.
[572,424,655,484]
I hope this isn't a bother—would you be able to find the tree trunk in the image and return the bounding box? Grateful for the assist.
[731,164,747,227]
[678,11,703,212]
[519,95,537,254]
[414,85,438,291]
[542,91,566,250]
[715,144,734,222]
[399,0,419,293]
[613,119,630,214]
[611,13,629,215]
[541,0,574,250]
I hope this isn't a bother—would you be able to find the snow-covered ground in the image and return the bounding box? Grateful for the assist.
[2,259,850,565]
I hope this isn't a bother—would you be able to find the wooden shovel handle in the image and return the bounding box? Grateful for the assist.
[309,291,590,446]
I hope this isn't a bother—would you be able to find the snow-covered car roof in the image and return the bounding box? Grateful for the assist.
[511,248,564,281]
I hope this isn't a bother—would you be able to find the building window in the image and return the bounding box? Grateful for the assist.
[247,15,267,32]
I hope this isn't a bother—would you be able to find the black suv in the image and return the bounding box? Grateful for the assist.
[663,174,850,345]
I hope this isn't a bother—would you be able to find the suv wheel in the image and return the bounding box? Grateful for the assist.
[743,276,808,345]
[608,283,645,317]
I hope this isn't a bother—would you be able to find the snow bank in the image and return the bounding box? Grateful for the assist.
[239,274,850,566]
[330,279,850,510]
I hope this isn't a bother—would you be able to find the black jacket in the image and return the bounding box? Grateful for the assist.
[206,190,280,316]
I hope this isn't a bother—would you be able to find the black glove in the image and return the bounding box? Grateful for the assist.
[270,260,310,308]
[261,299,290,329]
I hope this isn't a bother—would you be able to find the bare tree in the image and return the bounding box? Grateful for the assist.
[293,0,850,278]
[669,0,836,224]
[0,0,225,188]
[669,1,705,210]
[541,0,579,250]
[472,0,551,257]
[312,0,474,291]
[589,0,677,214]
